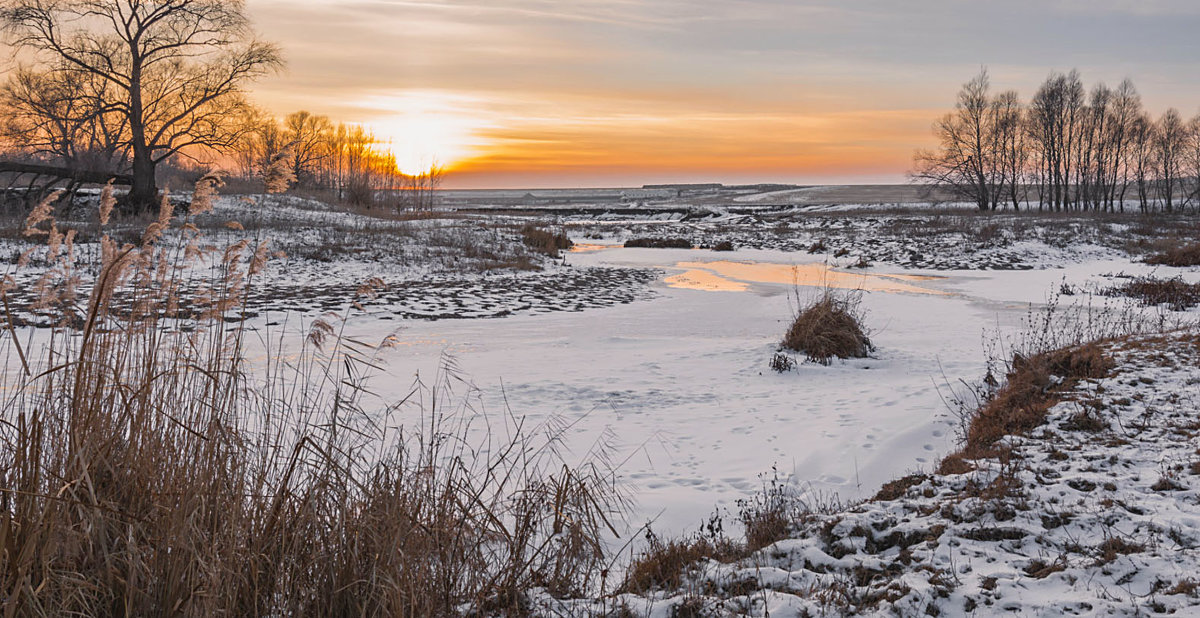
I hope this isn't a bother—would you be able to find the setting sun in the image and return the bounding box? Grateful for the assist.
[359,91,489,175]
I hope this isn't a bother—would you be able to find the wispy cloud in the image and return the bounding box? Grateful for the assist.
[249,0,1200,187]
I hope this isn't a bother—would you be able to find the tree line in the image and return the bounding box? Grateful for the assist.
[0,0,439,213]
[230,109,443,212]
[914,69,1200,213]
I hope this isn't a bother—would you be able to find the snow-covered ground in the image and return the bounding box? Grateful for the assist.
[327,241,1189,540]
[5,194,1196,550]
[537,330,1200,616]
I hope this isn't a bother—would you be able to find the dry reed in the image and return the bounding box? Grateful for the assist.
[0,180,627,616]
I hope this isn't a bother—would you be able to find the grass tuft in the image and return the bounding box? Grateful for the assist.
[781,290,873,365]
[521,224,573,258]
[1144,242,1200,267]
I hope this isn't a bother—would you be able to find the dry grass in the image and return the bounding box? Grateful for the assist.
[520,224,573,258]
[0,185,626,616]
[621,470,832,596]
[623,237,693,249]
[620,528,745,595]
[940,342,1113,472]
[1105,276,1200,311]
[781,290,873,365]
[1145,242,1200,267]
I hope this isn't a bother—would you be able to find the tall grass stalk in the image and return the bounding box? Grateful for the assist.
[0,185,627,616]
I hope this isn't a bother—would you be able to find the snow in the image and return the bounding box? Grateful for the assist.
[330,244,1187,540]
[535,330,1200,616]
[7,193,1200,616]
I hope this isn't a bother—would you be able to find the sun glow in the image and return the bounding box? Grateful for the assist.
[358,91,490,175]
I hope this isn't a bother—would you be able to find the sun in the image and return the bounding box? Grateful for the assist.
[358,90,487,175]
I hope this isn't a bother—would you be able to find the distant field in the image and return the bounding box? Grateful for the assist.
[439,183,954,208]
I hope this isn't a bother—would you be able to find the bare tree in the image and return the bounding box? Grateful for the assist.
[913,69,1004,211]
[1106,80,1142,211]
[283,111,333,187]
[1128,112,1156,212]
[1154,109,1186,212]
[1,0,282,209]
[1186,113,1200,210]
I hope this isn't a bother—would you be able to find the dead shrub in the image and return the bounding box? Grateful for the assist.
[1096,536,1145,564]
[621,527,744,594]
[959,343,1112,459]
[521,223,573,257]
[624,237,693,249]
[711,240,735,252]
[1104,276,1200,311]
[737,470,803,552]
[873,474,930,502]
[1144,242,1200,267]
[781,290,873,365]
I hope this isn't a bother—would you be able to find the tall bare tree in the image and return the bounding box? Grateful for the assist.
[914,69,1002,211]
[1,0,282,208]
[283,111,332,187]
[1154,109,1186,212]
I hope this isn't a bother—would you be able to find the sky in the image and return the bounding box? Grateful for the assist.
[247,0,1200,189]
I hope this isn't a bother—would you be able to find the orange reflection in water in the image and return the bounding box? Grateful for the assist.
[667,261,947,295]
[569,243,621,253]
[664,269,750,292]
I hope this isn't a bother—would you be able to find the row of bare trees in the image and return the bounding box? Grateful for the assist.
[915,69,1200,213]
[231,110,443,212]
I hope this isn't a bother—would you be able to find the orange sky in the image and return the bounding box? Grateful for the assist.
[247,1,1200,188]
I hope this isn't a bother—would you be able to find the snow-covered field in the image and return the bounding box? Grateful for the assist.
[338,240,1191,538]
[6,193,1199,615]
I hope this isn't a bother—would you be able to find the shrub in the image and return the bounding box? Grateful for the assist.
[1145,242,1200,267]
[1104,276,1200,311]
[957,342,1113,461]
[521,223,573,257]
[781,290,873,365]
[711,240,735,252]
[770,351,796,373]
[624,237,693,249]
[621,527,744,594]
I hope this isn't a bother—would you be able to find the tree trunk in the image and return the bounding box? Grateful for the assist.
[127,146,157,211]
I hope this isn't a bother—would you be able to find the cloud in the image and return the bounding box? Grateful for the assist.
[246,0,1200,186]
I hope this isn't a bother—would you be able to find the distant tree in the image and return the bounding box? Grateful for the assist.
[1154,109,1187,212]
[1128,112,1156,212]
[0,0,283,209]
[0,61,126,173]
[991,89,1027,210]
[1186,114,1200,210]
[914,69,1007,211]
[1027,71,1085,211]
[283,111,333,186]
[1106,80,1142,211]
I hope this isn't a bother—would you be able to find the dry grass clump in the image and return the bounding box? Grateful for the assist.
[520,223,573,258]
[623,237,693,249]
[0,181,626,616]
[1144,242,1200,267]
[944,343,1112,470]
[1105,276,1200,311]
[620,528,745,595]
[621,470,827,595]
[781,290,873,365]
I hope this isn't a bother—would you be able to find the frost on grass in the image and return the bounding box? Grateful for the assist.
[538,331,1200,617]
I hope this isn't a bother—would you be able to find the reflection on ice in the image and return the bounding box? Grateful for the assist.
[666,261,947,295]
